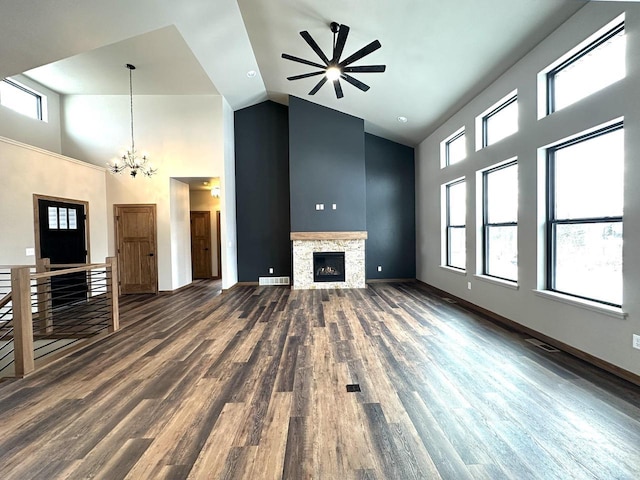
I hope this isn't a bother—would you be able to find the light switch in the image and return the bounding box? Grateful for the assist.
[319,204,325,210]
[332,204,337,210]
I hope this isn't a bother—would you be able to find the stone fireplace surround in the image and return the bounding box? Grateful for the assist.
[291,231,367,289]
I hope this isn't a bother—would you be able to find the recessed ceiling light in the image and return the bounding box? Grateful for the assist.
[247,70,257,78]
[397,116,408,123]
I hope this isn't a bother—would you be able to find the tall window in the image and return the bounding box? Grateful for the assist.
[483,161,518,281]
[446,179,466,270]
[482,94,518,147]
[547,123,623,306]
[547,19,625,114]
[0,79,43,120]
[445,129,466,166]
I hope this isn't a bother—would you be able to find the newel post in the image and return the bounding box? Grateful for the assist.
[11,266,34,377]
[106,257,120,333]
[36,258,52,335]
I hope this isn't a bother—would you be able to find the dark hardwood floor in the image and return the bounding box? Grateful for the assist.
[0,281,638,479]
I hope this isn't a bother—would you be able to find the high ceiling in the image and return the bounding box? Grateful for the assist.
[0,0,590,146]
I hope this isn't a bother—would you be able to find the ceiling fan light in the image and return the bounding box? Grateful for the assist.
[325,66,341,81]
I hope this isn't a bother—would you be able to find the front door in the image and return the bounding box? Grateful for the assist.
[36,198,88,307]
[114,204,158,294]
[191,211,212,279]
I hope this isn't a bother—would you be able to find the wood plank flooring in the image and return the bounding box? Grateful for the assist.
[0,281,639,479]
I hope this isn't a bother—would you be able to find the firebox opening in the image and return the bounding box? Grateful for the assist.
[313,252,346,283]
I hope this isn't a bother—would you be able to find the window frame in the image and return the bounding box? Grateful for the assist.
[445,128,466,166]
[546,20,625,115]
[482,160,518,282]
[0,78,43,120]
[482,94,518,148]
[446,178,466,270]
[546,122,623,307]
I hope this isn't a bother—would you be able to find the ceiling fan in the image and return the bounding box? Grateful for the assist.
[282,22,386,99]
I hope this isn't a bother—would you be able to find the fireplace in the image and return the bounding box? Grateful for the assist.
[291,231,367,289]
[313,252,345,282]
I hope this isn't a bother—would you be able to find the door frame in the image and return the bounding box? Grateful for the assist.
[114,204,159,295]
[216,210,222,280]
[33,194,90,263]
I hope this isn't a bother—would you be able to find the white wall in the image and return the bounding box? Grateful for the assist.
[0,136,108,265]
[416,3,640,377]
[60,94,226,291]
[189,189,221,277]
[0,75,62,153]
[221,98,238,289]
[170,179,192,289]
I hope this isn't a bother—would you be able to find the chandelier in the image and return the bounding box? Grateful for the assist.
[107,64,157,178]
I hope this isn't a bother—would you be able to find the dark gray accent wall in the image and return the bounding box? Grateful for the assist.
[365,133,416,279]
[289,96,366,232]
[235,101,290,281]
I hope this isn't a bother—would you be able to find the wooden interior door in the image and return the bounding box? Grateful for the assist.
[191,211,212,279]
[115,205,158,294]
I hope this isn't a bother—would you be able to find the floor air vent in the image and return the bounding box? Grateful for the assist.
[346,384,361,392]
[259,276,290,286]
[525,338,560,353]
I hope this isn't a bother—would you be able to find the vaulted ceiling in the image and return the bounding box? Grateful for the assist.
[0,0,589,146]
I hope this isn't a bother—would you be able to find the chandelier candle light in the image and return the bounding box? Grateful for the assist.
[107,64,157,178]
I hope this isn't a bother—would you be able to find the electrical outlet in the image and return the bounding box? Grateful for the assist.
[467,282,472,290]
[25,247,35,256]
[377,265,382,272]
[332,204,337,210]
[633,334,640,350]
[269,267,274,274]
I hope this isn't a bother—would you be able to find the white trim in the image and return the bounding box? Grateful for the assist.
[0,136,105,171]
[440,265,467,276]
[533,289,627,320]
[474,274,519,290]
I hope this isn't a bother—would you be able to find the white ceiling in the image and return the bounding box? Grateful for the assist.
[0,0,591,146]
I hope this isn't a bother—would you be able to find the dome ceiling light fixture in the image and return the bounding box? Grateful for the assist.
[282,22,386,99]
[107,64,157,178]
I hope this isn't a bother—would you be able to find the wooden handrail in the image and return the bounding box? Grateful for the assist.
[31,263,109,280]
[0,292,11,309]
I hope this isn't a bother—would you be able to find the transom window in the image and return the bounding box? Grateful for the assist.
[0,79,43,120]
[483,160,518,282]
[547,122,623,306]
[547,18,625,114]
[482,93,518,147]
[446,179,466,270]
[444,128,466,166]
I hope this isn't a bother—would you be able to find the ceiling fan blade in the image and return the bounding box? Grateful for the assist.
[332,24,350,63]
[282,53,326,70]
[287,71,326,81]
[339,40,382,67]
[343,65,386,73]
[300,31,330,65]
[341,74,370,92]
[333,79,344,99]
[309,76,328,95]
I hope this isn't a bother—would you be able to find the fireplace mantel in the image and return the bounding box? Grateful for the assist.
[290,231,368,241]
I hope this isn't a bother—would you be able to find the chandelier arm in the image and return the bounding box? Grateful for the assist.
[129,66,135,152]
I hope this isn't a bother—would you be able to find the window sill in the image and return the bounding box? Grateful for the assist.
[474,274,518,290]
[533,290,627,319]
[440,265,467,276]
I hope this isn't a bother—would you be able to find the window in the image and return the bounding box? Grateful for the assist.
[483,160,518,282]
[444,128,466,166]
[547,19,625,114]
[482,94,518,147]
[0,79,43,120]
[48,206,78,230]
[446,179,466,270]
[547,122,623,306]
